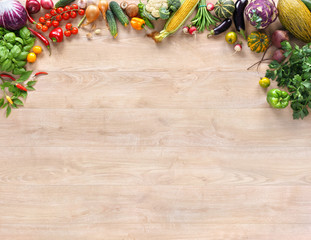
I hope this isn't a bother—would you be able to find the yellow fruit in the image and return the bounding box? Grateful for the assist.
[33,46,42,54]
[225,31,237,44]
[27,52,37,63]
[259,77,270,88]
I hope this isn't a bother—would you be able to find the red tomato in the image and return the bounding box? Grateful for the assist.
[39,17,46,23]
[50,9,57,16]
[71,27,78,35]
[52,20,59,27]
[36,23,42,30]
[64,6,71,11]
[70,11,77,18]
[64,30,71,37]
[45,13,51,19]
[78,9,85,15]
[65,23,72,30]
[56,15,62,21]
[62,12,70,20]
[42,25,49,32]
[72,4,78,9]
[46,20,52,27]
[56,7,64,14]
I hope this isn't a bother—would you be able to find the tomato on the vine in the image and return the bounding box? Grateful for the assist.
[64,6,71,11]
[56,7,64,14]
[42,25,49,32]
[39,17,46,23]
[46,20,52,27]
[65,23,72,30]
[50,9,57,16]
[64,30,71,37]
[45,13,51,19]
[72,4,78,9]
[70,11,77,18]
[71,27,78,35]
[36,23,42,30]
[78,9,85,15]
[62,12,70,20]
[56,15,62,21]
[52,20,59,27]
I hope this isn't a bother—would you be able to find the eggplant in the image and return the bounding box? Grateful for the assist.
[207,19,232,37]
[233,0,248,39]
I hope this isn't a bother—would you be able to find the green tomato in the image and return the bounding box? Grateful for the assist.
[225,31,237,44]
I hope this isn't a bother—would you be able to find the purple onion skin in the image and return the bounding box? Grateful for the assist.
[40,0,54,10]
[26,0,41,14]
[0,0,27,31]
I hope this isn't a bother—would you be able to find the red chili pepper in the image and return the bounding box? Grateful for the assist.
[35,72,48,77]
[0,74,16,81]
[28,28,51,56]
[16,84,27,92]
[26,10,37,25]
[49,27,63,43]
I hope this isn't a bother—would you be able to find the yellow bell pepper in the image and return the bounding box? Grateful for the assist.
[130,17,145,30]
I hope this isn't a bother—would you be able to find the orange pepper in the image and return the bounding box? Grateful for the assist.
[130,17,145,30]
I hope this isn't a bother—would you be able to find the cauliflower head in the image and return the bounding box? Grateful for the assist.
[145,0,169,18]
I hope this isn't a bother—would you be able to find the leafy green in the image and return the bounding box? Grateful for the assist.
[265,41,311,120]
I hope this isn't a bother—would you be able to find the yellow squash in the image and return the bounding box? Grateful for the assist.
[278,0,311,43]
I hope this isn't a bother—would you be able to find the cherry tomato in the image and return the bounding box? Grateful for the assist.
[56,7,64,14]
[52,20,59,27]
[65,23,72,30]
[71,27,78,35]
[70,11,77,18]
[41,25,48,32]
[62,12,70,20]
[78,9,85,15]
[64,6,71,11]
[39,17,46,24]
[64,30,71,37]
[45,13,51,19]
[36,23,43,30]
[33,46,42,54]
[72,4,78,9]
[56,15,62,21]
[46,20,52,27]
[50,9,57,16]
[27,52,36,63]
[259,77,271,88]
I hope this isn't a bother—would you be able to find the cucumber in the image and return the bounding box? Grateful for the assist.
[109,1,129,26]
[106,10,118,38]
[55,0,75,8]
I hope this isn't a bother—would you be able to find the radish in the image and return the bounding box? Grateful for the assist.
[207,3,214,11]
[182,26,189,34]
[234,43,242,52]
[188,26,197,35]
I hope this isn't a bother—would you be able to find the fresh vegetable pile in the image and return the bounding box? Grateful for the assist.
[1,0,311,119]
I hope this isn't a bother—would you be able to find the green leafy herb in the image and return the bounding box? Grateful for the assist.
[265,41,311,120]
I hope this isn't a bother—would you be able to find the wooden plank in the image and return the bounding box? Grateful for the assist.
[1,146,311,186]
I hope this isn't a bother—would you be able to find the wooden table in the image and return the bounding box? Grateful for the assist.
[1,1,311,239]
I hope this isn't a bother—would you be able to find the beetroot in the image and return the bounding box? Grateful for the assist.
[271,30,289,49]
[272,49,286,63]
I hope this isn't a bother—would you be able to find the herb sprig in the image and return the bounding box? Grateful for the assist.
[266,41,311,120]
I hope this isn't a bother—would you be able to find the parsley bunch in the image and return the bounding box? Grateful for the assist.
[266,41,311,120]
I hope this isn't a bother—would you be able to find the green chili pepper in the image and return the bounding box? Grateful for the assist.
[267,88,290,109]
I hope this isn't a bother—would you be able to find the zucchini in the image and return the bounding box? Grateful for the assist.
[55,0,75,8]
[109,1,129,26]
[106,10,118,38]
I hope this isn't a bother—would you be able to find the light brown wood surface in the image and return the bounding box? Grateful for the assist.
[1,0,311,239]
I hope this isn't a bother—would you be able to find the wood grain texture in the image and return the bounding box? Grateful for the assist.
[1,0,311,239]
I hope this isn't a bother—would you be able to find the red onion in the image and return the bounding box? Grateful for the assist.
[41,0,54,9]
[0,0,27,30]
[26,0,41,14]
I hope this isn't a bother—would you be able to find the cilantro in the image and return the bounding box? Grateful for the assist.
[265,41,311,120]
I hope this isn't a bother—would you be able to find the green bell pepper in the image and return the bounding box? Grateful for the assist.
[267,88,290,109]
